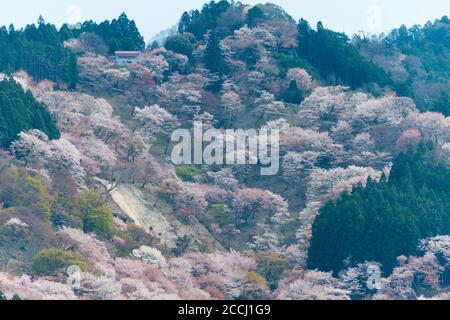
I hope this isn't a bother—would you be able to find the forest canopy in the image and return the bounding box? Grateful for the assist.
[60,13,145,54]
[0,78,60,148]
[0,17,77,89]
[308,145,450,274]
[296,19,394,91]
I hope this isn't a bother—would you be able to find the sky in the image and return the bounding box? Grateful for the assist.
[0,0,448,42]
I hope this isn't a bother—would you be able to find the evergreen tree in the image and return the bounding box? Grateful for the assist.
[164,35,194,59]
[296,20,393,90]
[433,92,450,116]
[178,12,192,34]
[280,80,304,104]
[204,31,228,75]
[67,13,145,54]
[247,6,265,28]
[0,20,78,87]
[308,147,450,274]
[0,78,60,148]
[176,0,238,40]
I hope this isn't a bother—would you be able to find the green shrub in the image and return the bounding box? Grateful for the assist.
[76,189,115,238]
[256,252,288,290]
[176,165,202,182]
[32,248,87,276]
[209,204,231,226]
[165,35,194,59]
[115,225,156,257]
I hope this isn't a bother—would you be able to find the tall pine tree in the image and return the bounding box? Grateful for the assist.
[204,31,228,75]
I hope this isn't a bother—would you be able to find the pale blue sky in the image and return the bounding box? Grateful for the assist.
[0,0,448,41]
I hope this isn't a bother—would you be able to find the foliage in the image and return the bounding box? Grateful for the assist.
[32,248,87,276]
[247,6,265,28]
[297,19,393,90]
[0,166,53,221]
[115,225,157,257]
[0,79,59,148]
[204,31,228,75]
[256,252,287,290]
[178,0,244,40]
[208,204,231,226]
[272,51,314,78]
[0,19,78,88]
[384,17,450,81]
[76,190,115,238]
[356,16,450,110]
[432,92,450,116]
[280,80,304,104]
[164,35,194,59]
[62,13,145,54]
[176,165,202,182]
[309,146,450,274]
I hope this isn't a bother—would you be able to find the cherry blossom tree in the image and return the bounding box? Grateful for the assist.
[282,151,319,184]
[0,273,77,300]
[221,86,245,115]
[306,166,381,203]
[135,52,170,84]
[276,271,349,300]
[11,130,87,185]
[77,53,130,89]
[351,133,375,153]
[134,105,179,149]
[375,236,450,300]
[396,128,422,153]
[286,68,313,92]
[232,188,289,224]
[160,179,208,219]
[331,120,353,144]
[253,91,285,119]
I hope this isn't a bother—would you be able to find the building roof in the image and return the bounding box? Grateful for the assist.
[114,51,141,56]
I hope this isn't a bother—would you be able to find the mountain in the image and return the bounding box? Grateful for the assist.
[0,1,449,300]
[357,16,450,112]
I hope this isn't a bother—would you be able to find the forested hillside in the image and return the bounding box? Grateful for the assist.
[309,145,450,274]
[357,16,450,111]
[0,78,59,148]
[0,1,449,301]
[0,17,77,89]
[296,19,393,91]
[60,13,145,54]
